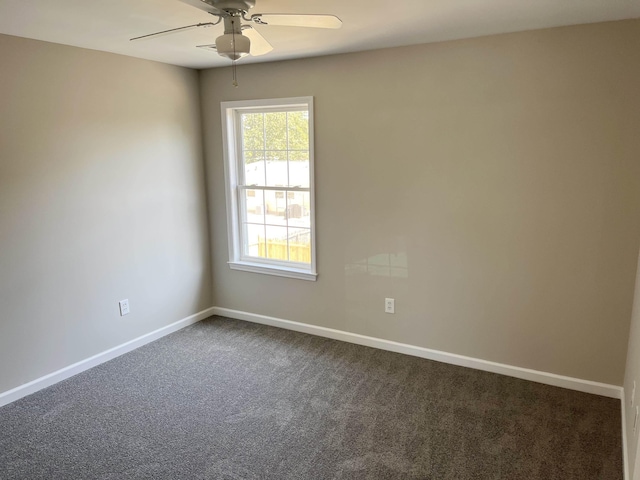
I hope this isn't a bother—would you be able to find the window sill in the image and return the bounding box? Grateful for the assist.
[228,261,318,281]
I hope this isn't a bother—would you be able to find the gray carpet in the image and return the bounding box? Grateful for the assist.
[0,316,622,479]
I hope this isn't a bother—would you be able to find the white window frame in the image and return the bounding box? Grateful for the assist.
[220,96,317,281]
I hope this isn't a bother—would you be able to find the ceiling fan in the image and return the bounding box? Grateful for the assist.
[131,0,342,62]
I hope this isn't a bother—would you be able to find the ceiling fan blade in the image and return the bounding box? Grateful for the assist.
[250,14,342,29]
[242,27,274,56]
[130,22,219,41]
[196,44,218,52]
[178,0,223,16]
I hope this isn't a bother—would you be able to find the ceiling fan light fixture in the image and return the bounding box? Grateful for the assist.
[215,33,250,60]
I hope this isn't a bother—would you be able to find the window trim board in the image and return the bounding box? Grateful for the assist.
[220,96,317,281]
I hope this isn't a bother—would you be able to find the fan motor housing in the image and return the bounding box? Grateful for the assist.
[206,0,256,11]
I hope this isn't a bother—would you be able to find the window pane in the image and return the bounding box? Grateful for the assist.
[286,191,310,229]
[265,190,287,226]
[265,226,289,261]
[288,227,311,264]
[288,150,309,188]
[264,112,287,150]
[287,111,309,151]
[244,223,265,258]
[244,151,265,186]
[241,113,264,150]
[244,189,264,225]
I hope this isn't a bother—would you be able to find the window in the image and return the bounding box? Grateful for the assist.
[221,97,317,281]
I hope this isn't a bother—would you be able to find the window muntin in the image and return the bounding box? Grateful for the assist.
[221,97,316,281]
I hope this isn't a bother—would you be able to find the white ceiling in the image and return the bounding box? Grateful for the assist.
[0,0,638,69]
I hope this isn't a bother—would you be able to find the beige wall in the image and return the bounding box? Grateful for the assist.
[201,19,640,386]
[0,35,212,394]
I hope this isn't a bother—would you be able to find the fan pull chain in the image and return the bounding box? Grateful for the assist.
[232,19,239,87]
[232,61,238,87]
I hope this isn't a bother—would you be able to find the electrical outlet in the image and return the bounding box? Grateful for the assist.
[385,298,395,314]
[632,381,636,407]
[119,299,130,316]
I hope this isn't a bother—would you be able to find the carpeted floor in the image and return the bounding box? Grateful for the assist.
[0,316,622,479]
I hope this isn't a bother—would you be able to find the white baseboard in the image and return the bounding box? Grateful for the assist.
[211,307,623,400]
[1,305,623,408]
[622,389,630,480]
[0,306,217,408]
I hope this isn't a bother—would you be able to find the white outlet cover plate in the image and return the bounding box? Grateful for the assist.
[119,299,130,316]
[385,298,395,314]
